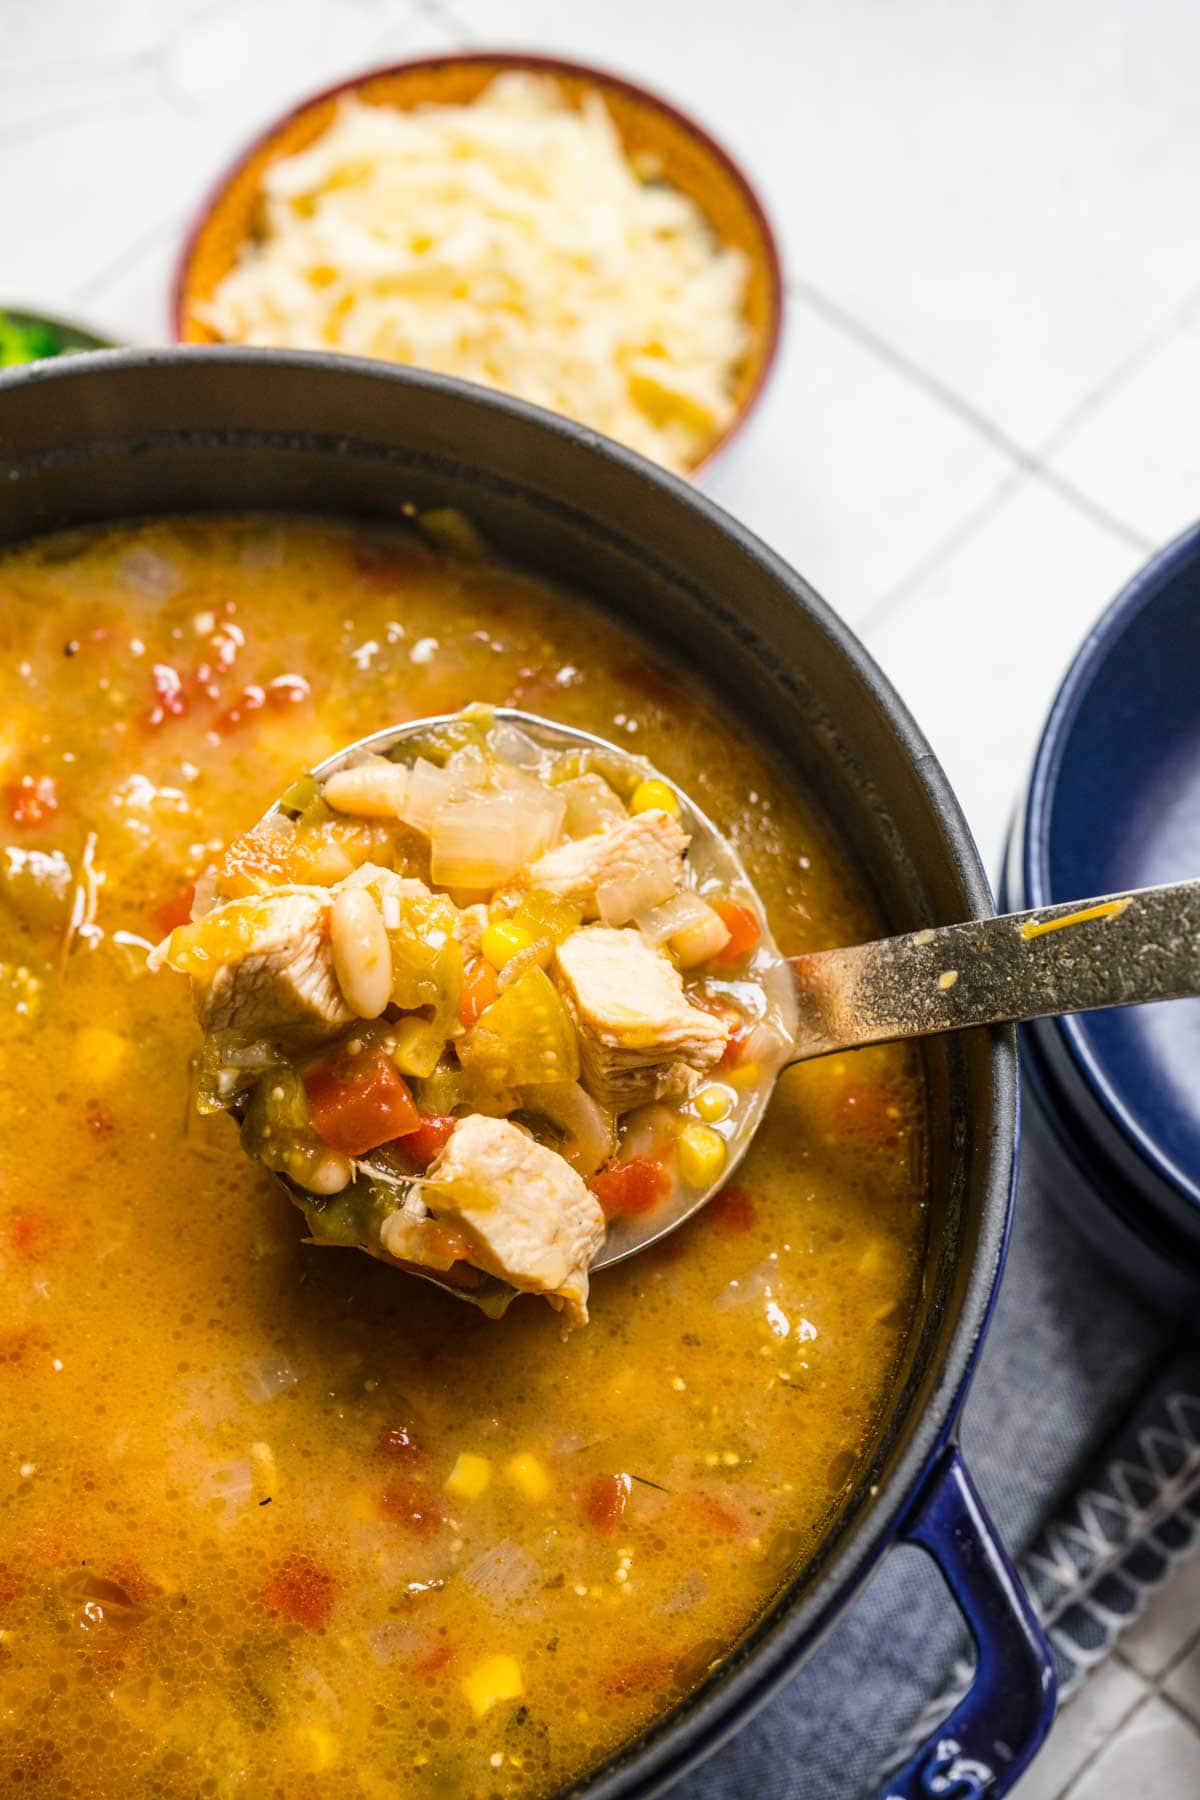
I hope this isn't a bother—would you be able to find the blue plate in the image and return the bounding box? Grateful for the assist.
[1017,518,1200,1259]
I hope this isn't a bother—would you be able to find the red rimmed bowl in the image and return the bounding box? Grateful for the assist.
[169,49,784,477]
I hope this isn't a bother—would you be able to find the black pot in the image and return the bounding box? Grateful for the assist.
[0,349,1054,1799]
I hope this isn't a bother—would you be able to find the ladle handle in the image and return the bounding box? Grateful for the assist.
[787,877,1200,1063]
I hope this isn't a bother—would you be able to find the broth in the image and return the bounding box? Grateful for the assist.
[0,516,925,1798]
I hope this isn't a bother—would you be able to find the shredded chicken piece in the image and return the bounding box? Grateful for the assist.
[554,925,728,1108]
[397,1114,605,1326]
[525,810,687,915]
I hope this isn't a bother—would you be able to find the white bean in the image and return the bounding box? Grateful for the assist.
[321,755,409,819]
[330,885,392,1019]
[308,1151,354,1195]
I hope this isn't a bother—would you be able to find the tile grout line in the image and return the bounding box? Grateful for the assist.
[1055,1682,1159,1800]
[783,277,1165,631]
[409,0,476,42]
[1156,1686,1200,1738]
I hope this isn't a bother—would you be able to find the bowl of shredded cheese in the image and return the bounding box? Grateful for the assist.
[172,53,782,476]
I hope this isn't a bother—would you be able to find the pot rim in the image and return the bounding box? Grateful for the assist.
[0,344,1018,1794]
[1021,515,1200,1224]
[166,46,786,479]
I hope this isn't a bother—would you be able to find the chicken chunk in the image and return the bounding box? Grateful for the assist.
[391,1114,606,1326]
[525,809,687,918]
[168,890,353,1048]
[554,926,729,1108]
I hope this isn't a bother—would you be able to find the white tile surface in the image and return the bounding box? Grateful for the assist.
[451,0,1200,446]
[1062,1696,1200,1800]
[1164,1632,1200,1728]
[1119,1548,1200,1679]
[701,295,1012,625]
[0,0,455,330]
[1011,1657,1148,1800]
[861,475,1147,872]
[1048,307,1200,548]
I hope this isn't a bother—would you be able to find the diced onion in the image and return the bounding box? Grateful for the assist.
[430,793,525,888]
[559,774,627,839]
[462,1539,539,1606]
[117,545,183,599]
[400,758,464,834]
[617,1103,677,1163]
[195,1458,254,1513]
[635,889,718,946]
[238,1355,302,1404]
[487,721,544,769]
[521,1080,615,1177]
[596,858,679,926]
[740,1016,792,1066]
[495,766,566,860]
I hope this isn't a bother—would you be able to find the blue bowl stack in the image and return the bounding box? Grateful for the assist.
[1005,520,1200,1306]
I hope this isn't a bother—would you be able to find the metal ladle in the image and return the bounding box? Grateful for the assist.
[266,709,1200,1301]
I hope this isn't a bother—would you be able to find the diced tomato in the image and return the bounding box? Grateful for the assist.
[583,1472,632,1534]
[151,882,195,936]
[603,1652,678,1699]
[145,662,188,727]
[706,1185,757,1235]
[589,1156,673,1219]
[378,1479,447,1533]
[458,957,499,1028]
[833,1083,906,1145]
[211,683,265,737]
[305,1050,419,1157]
[691,1492,749,1539]
[411,1643,455,1677]
[376,1424,422,1461]
[399,1114,456,1171]
[261,1554,336,1629]
[5,774,58,828]
[0,1325,49,1367]
[710,900,762,965]
[5,1208,56,1261]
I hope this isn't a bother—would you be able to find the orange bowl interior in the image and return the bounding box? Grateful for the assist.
[173,55,783,469]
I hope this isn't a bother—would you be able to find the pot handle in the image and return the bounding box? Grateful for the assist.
[877,1447,1056,1800]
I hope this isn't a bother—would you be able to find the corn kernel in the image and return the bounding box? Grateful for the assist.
[296,1724,339,1772]
[249,1440,277,1499]
[857,1240,883,1277]
[504,1452,552,1503]
[74,1025,127,1084]
[630,778,680,819]
[726,1059,762,1092]
[462,1653,524,1718]
[481,920,535,969]
[444,1452,493,1501]
[693,1083,734,1123]
[677,1123,727,1188]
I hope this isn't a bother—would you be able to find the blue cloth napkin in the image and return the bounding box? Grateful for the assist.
[676,1107,1198,1799]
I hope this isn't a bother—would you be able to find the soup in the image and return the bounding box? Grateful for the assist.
[0,516,926,1798]
[159,699,797,1324]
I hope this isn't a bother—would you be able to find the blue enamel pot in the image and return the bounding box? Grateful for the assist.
[1004,519,1200,1311]
[0,349,1054,1798]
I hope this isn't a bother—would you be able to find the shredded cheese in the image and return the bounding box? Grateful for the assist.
[198,74,751,473]
[1020,898,1132,940]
